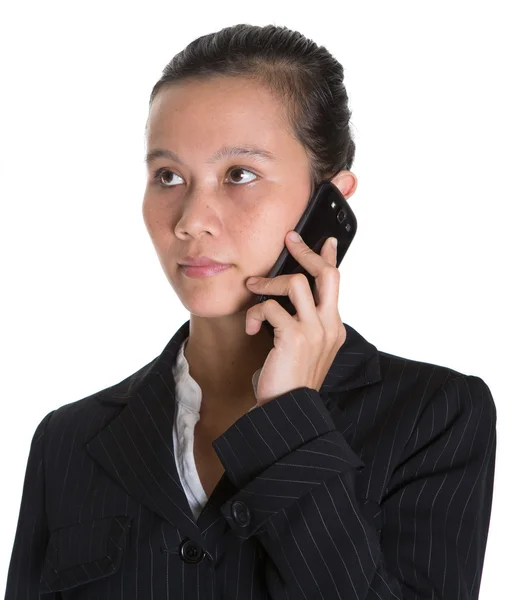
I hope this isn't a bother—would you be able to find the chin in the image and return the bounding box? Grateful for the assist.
[175,288,254,318]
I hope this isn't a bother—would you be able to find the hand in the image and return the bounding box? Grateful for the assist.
[245,230,347,407]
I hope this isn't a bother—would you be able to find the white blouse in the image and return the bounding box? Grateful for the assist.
[171,337,261,520]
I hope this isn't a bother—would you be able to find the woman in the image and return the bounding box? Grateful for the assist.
[5,23,496,599]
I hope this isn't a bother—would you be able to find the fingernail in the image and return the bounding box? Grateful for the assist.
[331,237,338,249]
[247,277,260,285]
[288,231,301,242]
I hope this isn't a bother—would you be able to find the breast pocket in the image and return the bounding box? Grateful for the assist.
[40,515,132,593]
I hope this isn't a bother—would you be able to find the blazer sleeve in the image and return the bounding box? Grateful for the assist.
[4,410,58,600]
[212,375,497,600]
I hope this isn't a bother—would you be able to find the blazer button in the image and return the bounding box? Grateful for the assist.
[179,538,205,564]
[231,501,251,527]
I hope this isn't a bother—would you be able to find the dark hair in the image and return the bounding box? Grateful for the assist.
[147,23,356,197]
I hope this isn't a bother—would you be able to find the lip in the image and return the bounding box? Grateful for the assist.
[180,264,232,278]
[178,256,229,267]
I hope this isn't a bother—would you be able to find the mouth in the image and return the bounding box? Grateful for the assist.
[178,256,231,266]
[179,263,232,278]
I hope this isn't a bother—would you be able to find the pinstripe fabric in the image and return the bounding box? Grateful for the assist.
[4,320,496,599]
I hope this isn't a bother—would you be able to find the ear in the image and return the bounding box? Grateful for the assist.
[329,170,358,199]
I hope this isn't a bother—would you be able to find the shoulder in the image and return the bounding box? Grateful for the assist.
[377,348,495,409]
[36,355,161,445]
[355,347,497,457]
[374,349,496,447]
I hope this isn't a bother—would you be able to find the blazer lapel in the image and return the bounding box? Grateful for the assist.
[85,320,215,553]
[86,319,382,552]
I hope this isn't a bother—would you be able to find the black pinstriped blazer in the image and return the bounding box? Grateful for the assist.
[4,320,497,599]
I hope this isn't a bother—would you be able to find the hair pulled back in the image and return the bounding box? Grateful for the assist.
[148,23,356,196]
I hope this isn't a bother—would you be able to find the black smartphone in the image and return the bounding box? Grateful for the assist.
[253,181,357,336]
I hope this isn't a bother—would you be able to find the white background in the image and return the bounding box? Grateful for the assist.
[1,1,505,596]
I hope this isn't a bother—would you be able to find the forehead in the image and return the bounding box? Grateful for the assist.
[145,77,292,150]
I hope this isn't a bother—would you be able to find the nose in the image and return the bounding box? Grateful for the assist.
[174,189,223,238]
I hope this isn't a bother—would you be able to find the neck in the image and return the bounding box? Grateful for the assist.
[183,313,273,414]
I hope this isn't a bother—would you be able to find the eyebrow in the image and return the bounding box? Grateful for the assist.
[144,144,276,167]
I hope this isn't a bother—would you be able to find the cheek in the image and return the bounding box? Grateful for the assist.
[142,193,174,240]
[141,192,159,235]
[237,208,290,273]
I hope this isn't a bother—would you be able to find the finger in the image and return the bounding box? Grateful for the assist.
[245,297,295,336]
[285,231,329,278]
[247,272,321,328]
[289,234,338,314]
[322,236,338,268]
[315,267,341,319]
[313,236,339,306]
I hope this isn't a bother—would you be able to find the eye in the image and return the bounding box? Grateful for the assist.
[153,169,183,187]
[227,167,257,185]
[152,167,258,188]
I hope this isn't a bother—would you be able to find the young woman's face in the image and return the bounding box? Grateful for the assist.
[142,76,315,318]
